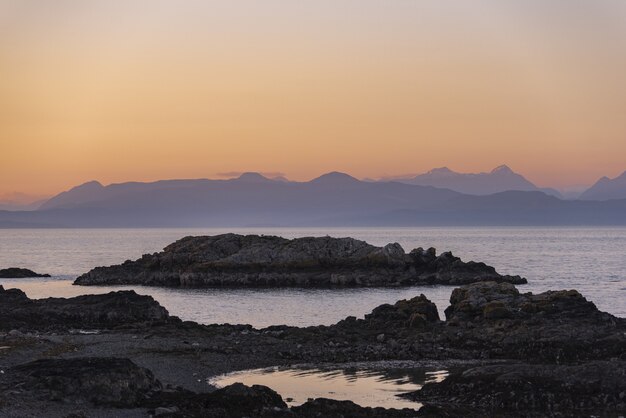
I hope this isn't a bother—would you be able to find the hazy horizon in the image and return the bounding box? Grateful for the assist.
[2,1,626,196]
[0,164,615,204]
[2,164,626,205]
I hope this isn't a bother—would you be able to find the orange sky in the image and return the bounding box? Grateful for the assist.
[1,1,626,196]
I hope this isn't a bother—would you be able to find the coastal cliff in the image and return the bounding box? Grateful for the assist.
[74,234,526,287]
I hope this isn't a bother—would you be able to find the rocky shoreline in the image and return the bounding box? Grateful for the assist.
[1,280,624,417]
[74,234,526,287]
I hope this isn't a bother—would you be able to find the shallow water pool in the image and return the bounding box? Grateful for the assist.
[208,362,450,409]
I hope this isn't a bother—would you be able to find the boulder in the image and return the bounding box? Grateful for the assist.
[3,358,161,407]
[441,281,626,362]
[444,281,600,324]
[365,294,440,329]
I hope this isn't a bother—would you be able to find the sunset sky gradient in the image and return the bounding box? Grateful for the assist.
[2,0,626,196]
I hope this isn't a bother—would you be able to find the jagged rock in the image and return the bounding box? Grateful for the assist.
[0,280,624,417]
[206,382,288,412]
[74,234,526,287]
[0,285,171,331]
[2,358,161,407]
[441,281,626,362]
[0,267,50,278]
[364,294,440,329]
[143,383,289,417]
[444,281,599,323]
[411,361,626,415]
[291,398,417,417]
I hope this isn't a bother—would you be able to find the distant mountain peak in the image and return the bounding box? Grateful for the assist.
[427,167,455,175]
[78,180,103,187]
[580,170,626,200]
[236,172,270,182]
[311,171,359,184]
[387,165,562,198]
[38,180,105,210]
[491,165,514,174]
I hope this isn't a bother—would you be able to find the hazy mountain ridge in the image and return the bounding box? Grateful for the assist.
[580,171,626,201]
[1,172,626,227]
[0,192,50,211]
[377,165,563,197]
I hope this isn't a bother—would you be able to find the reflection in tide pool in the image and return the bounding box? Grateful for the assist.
[208,364,449,409]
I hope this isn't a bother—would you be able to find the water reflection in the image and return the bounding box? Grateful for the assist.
[208,364,449,409]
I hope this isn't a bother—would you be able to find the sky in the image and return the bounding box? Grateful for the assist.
[1,0,626,197]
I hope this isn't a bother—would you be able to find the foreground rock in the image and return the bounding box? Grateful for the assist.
[440,281,625,362]
[1,281,624,417]
[3,357,162,407]
[411,361,626,416]
[0,267,50,278]
[0,285,171,332]
[74,234,526,287]
[0,357,416,417]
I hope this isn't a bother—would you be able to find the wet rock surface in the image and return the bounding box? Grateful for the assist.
[0,267,50,278]
[410,361,626,416]
[0,280,624,417]
[2,357,162,407]
[0,285,171,332]
[74,234,526,287]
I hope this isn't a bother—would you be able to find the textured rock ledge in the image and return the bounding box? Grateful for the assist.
[0,267,50,278]
[74,233,526,287]
[1,281,624,416]
[0,285,171,332]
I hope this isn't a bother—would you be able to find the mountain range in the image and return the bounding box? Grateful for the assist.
[579,171,626,201]
[376,165,562,197]
[1,169,625,227]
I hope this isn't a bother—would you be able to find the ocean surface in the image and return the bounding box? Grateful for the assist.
[1,227,625,327]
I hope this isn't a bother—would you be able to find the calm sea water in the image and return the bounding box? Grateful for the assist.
[1,227,624,326]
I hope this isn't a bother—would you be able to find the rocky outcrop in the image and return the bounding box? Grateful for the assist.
[3,358,162,407]
[74,234,526,287]
[0,267,50,278]
[292,398,417,417]
[279,281,625,364]
[0,285,171,331]
[2,357,415,417]
[0,281,624,416]
[440,281,625,362]
[411,361,626,416]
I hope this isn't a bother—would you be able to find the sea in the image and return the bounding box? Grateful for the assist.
[1,227,625,327]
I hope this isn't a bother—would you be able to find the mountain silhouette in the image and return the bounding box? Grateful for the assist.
[1,172,625,227]
[579,171,626,201]
[380,165,562,197]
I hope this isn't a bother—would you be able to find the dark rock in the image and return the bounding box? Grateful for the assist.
[2,357,161,407]
[74,234,526,287]
[0,285,171,331]
[289,282,625,364]
[291,398,417,417]
[207,382,288,411]
[0,267,50,278]
[365,294,440,329]
[143,383,289,417]
[411,361,626,415]
[440,281,626,363]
